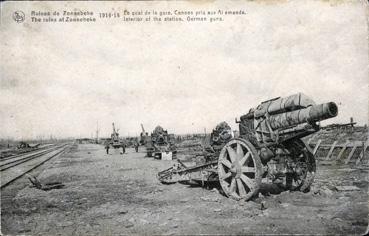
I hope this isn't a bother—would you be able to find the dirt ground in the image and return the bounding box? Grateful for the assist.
[1,144,368,235]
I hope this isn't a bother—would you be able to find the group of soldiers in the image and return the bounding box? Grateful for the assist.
[104,140,139,154]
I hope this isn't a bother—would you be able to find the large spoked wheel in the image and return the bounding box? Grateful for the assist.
[218,138,262,201]
[285,140,316,192]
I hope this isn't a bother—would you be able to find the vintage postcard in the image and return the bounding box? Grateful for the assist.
[1,0,368,235]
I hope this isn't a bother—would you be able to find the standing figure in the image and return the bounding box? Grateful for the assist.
[122,143,126,154]
[134,141,139,153]
[105,141,110,154]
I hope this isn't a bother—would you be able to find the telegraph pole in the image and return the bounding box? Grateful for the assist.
[96,121,99,144]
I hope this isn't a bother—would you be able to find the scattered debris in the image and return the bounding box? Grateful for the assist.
[353,181,368,188]
[56,221,74,227]
[261,201,267,210]
[200,196,220,202]
[4,140,368,235]
[211,188,219,194]
[321,186,334,196]
[124,223,134,228]
[312,185,334,196]
[118,209,128,215]
[335,186,360,191]
[28,176,64,191]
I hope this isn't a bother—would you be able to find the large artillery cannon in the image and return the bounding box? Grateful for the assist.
[194,121,233,165]
[110,123,124,149]
[146,126,177,159]
[139,124,149,146]
[158,93,338,201]
[209,122,233,152]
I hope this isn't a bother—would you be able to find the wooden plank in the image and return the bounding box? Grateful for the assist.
[315,142,361,148]
[365,141,368,164]
[345,143,358,164]
[325,141,338,160]
[356,141,368,165]
[336,140,350,161]
[312,139,322,157]
[356,141,367,165]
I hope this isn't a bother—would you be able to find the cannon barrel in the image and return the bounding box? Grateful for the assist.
[241,93,318,120]
[268,102,338,130]
[254,93,316,118]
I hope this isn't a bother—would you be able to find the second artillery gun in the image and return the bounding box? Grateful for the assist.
[158,93,338,201]
[110,123,124,149]
[146,126,177,159]
[139,124,149,146]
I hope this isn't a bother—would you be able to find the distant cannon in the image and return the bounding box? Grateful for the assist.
[110,123,124,149]
[197,121,234,165]
[139,124,149,145]
[158,93,338,201]
[146,126,176,159]
[210,122,233,149]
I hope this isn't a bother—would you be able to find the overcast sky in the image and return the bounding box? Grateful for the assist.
[1,1,368,139]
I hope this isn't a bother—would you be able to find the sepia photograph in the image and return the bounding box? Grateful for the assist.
[1,0,368,235]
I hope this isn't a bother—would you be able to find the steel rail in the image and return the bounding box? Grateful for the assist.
[0,144,71,189]
[0,144,67,171]
[0,144,57,161]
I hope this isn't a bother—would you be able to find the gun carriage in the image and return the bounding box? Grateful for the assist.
[158,93,338,201]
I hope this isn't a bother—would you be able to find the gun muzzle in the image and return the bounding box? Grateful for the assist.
[268,102,338,130]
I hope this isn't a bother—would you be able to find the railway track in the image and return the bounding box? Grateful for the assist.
[0,145,64,171]
[0,143,71,189]
[0,144,57,161]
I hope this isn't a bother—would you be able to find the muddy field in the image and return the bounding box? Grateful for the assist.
[1,144,368,235]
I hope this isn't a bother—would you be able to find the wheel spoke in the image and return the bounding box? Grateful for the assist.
[236,179,247,197]
[239,152,251,166]
[240,174,254,189]
[221,159,232,169]
[226,146,237,163]
[219,164,226,177]
[236,143,244,158]
[229,178,236,193]
[241,167,255,173]
[220,172,232,180]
